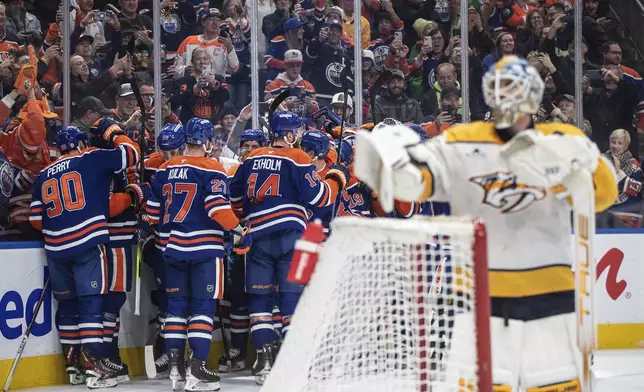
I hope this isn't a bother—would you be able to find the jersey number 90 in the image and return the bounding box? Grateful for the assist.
[42,172,86,218]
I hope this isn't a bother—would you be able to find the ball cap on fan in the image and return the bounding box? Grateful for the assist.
[199,8,223,21]
[285,17,306,32]
[332,92,353,109]
[284,49,304,64]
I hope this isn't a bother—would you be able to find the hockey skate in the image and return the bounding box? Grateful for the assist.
[81,348,117,389]
[169,348,186,391]
[62,344,85,385]
[251,343,276,386]
[217,348,246,372]
[154,353,170,378]
[102,357,130,383]
[185,358,221,391]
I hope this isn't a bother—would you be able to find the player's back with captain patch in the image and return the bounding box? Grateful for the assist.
[148,155,237,261]
[30,138,138,259]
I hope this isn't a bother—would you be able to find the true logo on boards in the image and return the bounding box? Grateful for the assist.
[596,248,629,300]
[0,267,52,340]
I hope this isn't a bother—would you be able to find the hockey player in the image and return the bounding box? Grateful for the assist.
[216,128,269,374]
[86,118,151,384]
[230,111,350,385]
[356,56,619,391]
[300,129,337,237]
[29,124,141,389]
[142,123,186,378]
[146,117,247,392]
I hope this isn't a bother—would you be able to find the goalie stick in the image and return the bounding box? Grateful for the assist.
[3,277,50,392]
[369,69,392,126]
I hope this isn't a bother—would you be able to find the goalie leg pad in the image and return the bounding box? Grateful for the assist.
[525,379,580,392]
[490,316,523,391]
[249,294,276,351]
[521,313,580,389]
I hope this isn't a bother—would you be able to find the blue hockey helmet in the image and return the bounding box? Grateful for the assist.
[301,130,331,159]
[57,126,88,153]
[157,123,186,151]
[270,111,304,139]
[185,118,214,146]
[240,129,267,146]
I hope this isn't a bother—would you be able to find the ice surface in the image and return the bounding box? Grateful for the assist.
[19,371,261,392]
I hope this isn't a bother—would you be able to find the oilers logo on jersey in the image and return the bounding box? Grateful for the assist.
[469,171,546,214]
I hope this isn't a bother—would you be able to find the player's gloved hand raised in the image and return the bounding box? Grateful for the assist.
[125,182,150,211]
[233,221,252,255]
[91,118,125,143]
[325,163,351,190]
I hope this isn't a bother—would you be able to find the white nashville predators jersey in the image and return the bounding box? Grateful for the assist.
[420,121,618,299]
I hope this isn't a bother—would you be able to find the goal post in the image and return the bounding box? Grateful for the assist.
[262,216,492,392]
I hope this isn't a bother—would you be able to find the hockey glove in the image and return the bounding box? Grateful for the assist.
[91,118,125,144]
[125,182,151,211]
[325,163,350,191]
[126,166,140,184]
[233,222,252,255]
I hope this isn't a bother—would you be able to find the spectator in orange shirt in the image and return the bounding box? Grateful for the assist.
[602,41,641,79]
[421,86,462,137]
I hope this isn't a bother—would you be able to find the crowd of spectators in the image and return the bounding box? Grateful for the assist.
[0,0,643,239]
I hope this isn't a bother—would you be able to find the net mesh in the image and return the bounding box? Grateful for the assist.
[262,216,487,392]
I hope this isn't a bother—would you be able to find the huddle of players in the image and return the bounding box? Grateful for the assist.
[29,105,413,390]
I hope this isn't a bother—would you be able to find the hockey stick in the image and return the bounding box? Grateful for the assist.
[216,298,233,372]
[269,90,291,118]
[129,72,149,316]
[336,65,353,163]
[369,69,392,126]
[572,169,596,392]
[3,277,50,392]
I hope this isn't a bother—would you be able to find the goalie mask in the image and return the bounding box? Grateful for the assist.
[482,56,545,129]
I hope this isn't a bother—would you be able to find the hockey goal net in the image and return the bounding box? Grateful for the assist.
[261,216,492,392]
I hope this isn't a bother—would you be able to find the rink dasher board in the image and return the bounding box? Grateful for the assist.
[0,231,643,389]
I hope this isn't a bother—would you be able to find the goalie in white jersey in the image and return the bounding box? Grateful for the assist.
[355,56,618,391]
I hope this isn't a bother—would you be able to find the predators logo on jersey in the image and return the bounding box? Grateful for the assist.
[470,171,546,214]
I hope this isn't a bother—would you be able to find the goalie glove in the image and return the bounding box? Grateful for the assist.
[354,125,430,213]
[499,130,600,206]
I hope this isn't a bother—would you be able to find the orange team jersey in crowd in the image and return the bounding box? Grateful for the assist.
[264,74,316,99]
[176,35,239,76]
